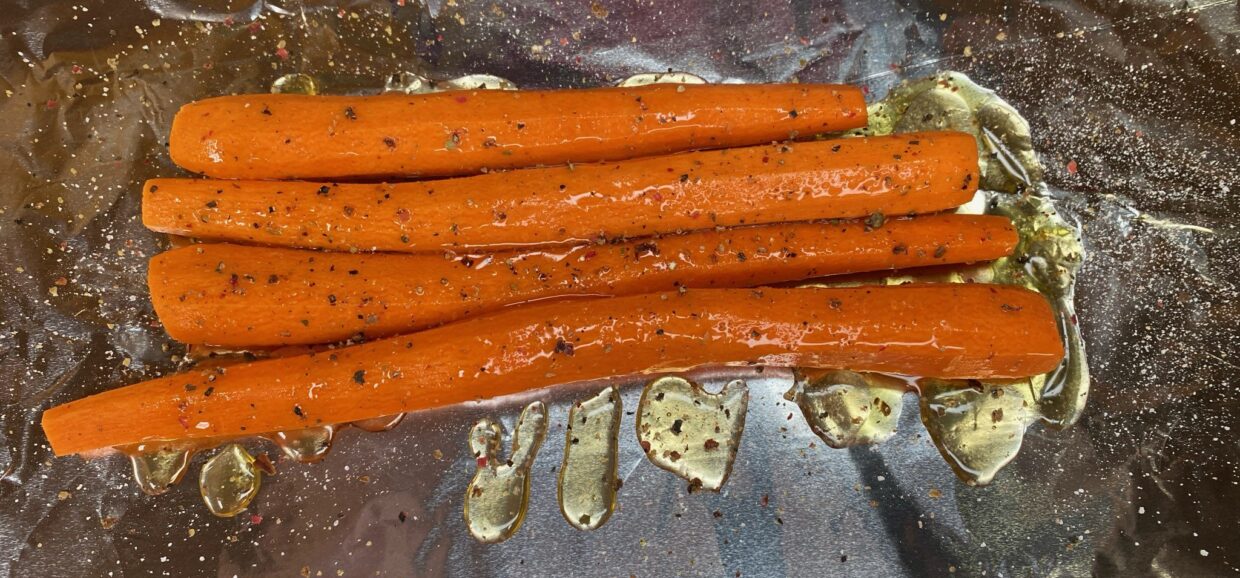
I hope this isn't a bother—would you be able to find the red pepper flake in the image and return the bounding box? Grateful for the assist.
[203,62,214,70]
[583,250,597,260]
[275,47,289,60]
[455,95,468,104]
[71,64,82,74]
[476,456,488,467]
[799,36,810,46]
[1066,160,1078,174]
[45,99,58,110]
[860,85,870,95]
[223,16,235,26]
[250,514,263,525]
[247,21,262,34]
[394,208,411,222]
[177,415,190,429]
[559,37,570,46]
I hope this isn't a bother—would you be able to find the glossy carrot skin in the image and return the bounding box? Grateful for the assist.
[42,285,1064,456]
[149,214,1018,347]
[144,132,980,252]
[169,84,867,180]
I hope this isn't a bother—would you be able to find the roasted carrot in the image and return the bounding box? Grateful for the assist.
[42,285,1064,456]
[144,132,980,252]
[148,214,1018,347]
[168,84,867,180]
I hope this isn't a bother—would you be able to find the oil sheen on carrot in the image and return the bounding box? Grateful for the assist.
[149,214,1018,347]
[144,131,980,252]
[42,285,1065,456]
[168,84,867,180]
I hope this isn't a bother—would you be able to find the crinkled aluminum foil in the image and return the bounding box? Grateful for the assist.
[1,0,1237,576]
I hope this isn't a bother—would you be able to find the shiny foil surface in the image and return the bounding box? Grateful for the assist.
[1,0,1237,576]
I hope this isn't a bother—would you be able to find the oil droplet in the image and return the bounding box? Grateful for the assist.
[617,71,708,87]
[199,444,264,517]
[121,443,194,496]
[792,370,906,448]
[558,386,622,530]
[437,74,518,91]
[384,71,429,93]
[270,73,319,95]
[267,426,335,463]
[352,413,406,433]
[385,72,516,94]
[463,402,548,543]
[918,379,1039,486]
[636,376,748,492]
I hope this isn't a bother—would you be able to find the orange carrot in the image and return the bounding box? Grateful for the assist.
[168,84,867,180]
[149,214,1018,347]
[42,285,1064,456]
[144,132,980,252]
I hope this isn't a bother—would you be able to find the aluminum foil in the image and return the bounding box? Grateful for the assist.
[1,0,1237,576]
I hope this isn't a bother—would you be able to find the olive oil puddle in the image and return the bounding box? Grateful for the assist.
[558,386,623,530]
[788,370,908,448]
[636,376,748,492]
[122,443,196,496]
[917,379,1040,486]
[463,402,548,543]
[199,444,272,517]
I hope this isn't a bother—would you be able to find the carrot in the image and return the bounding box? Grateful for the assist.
[42,285,1064,456]
[168,84,867,180]
[143,132,980,252]
[148,214,1018,347]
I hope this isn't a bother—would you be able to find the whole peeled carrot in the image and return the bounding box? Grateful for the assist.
[168,84,866,180]
[148,214,1018,347]
[143,132,980,252]
[42,285,1064,456]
